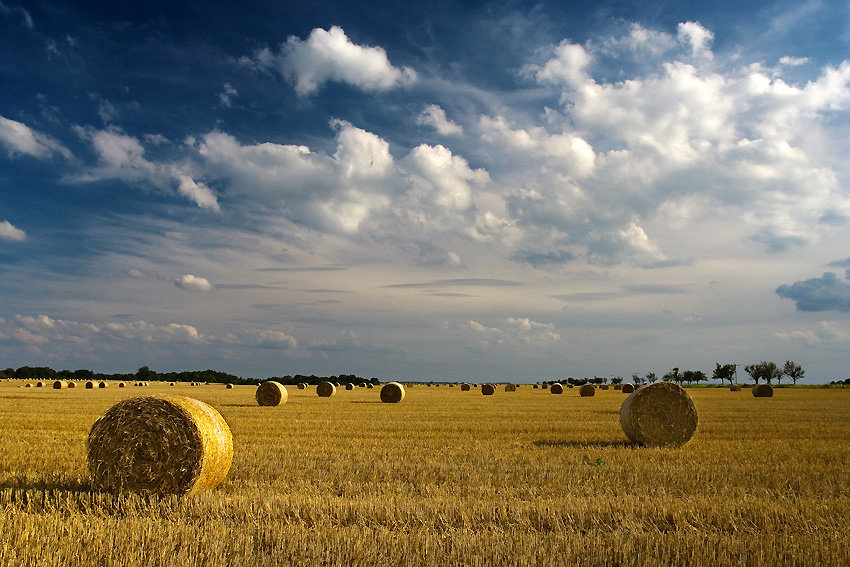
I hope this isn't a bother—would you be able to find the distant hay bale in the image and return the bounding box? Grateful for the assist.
[256,381,288,406]
[620,381,698,447]
[87,395,232,495]
[169,382,175,386]
[380,382,405,403]
[25,383,32,388]
[53,380,68,389]
[316,381,336,397]
[358,383,366,388]
[600,385,610,390]
[36,381,44,388]
[752,384,774,397]
[367,384,373,389]
[98,381,108,388]
[85,381,95,389]
[226,383,234,389]
[345,383,354,391]
[550,383,564,395]
[481,384,496,396]
[730,384,742,391]
[533,384,539,389]
[118,382,126,388]
[67,382,76,389]
[622,383,635,394]
[297,383,306,390]
[542,384,548,390]
[505,384,517,392]
[461,383,471,391]
[579,384,596,397]
[614,384,622,390]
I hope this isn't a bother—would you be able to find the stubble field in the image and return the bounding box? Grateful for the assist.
[1,381,848,566]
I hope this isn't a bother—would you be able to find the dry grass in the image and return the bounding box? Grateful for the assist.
[1,383,849,566]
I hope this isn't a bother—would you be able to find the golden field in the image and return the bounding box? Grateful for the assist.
[1,381,848,566]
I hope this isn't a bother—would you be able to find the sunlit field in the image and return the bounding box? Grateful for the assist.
[1,381,848,566]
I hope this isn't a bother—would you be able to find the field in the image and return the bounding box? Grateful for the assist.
[1,381,849,566]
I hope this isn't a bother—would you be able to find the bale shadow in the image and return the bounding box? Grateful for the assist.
[533,439,634,449]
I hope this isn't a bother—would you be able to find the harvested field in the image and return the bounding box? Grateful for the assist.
[0,383,848,566]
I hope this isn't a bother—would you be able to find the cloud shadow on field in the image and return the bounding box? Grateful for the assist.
[533,439,633,449]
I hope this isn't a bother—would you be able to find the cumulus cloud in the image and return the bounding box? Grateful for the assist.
[249,26,416,96]
[177,175,220,212]
[465,317,561,347]
[176,274,213,291]
[775,272,850,312]
[417,105,463,136]
[532,40,592,87]
[677,21,714,59]
[775,321,849,345]
[404,144,490,210]
[0,115,71,159]
[0,220,25,241]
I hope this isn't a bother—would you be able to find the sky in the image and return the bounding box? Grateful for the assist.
[1,0,849,383]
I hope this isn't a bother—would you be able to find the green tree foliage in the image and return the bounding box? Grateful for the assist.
[783,360,805,385]
[744,361,782,385]
[712,363,737,386]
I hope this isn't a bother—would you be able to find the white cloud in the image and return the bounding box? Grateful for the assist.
[175,274,213,291]
[404,144,490,211]
[532,40,592,87]
[779,56,810,67]
[775,321,849,345]
[0,115,71,159]
[219,82,238,107]
[417,105,463,136]
[465,317,561,347]
[252,26,417,96]
[677,21,714,59]
[0,220,25,241]
[177,175,221,212]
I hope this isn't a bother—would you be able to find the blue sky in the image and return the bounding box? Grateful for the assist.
[1,0,849,382]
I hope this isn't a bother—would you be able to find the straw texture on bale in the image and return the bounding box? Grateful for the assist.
[87,395,232,495]
[316,381,336,397]
[579,384,596,397]
[620,381,698,447]
[53,380,68,389]
[752,383,774,397]
[550,383,564,394]
[380,382,405,403]
[622,383,635,394]
[460,383,471,391]
[505,384,517,392]
[481,384,496,396]
[256,381,288,406]
[600,385,610,390]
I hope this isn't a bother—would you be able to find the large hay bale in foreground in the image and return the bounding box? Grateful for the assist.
[460,383,471,391]
[550,383,564,395]
[380,382,405,403]
[579,384,596,397]
[752,383,774,397]
[620,381,698,447]
[87,395,233,495]
[53,380,68,389]
[481,384,496,396]
[316,381,336,397]
[256,381,288,406]
[622,383,635,394]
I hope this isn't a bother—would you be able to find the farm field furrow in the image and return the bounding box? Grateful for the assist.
[1,382,848,566]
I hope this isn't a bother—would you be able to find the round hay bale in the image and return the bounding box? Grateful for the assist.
[345,383,354,391]
[579,384,596,397]
[752,383,774,397]
[505,384,517,392]
[550,383,564,394]
[85,381,95,389]
[367,383,373,389]
[256,381,288,406]
[460,383,471,391]
[36,381,44,388]
[87,395,232,495]
[226,383,234,389]
[541,383,548,390]
[98,381,108,388]
[25,383,32,388]
[169,382,175,386]
[614,384,622,390]
[622,383,635,394]
[118,382,126,388]
[730,384,742,391]
[533,384,539,389]
[53,380,68,389]
[481,384,496,396]
[67,382,76,389]
[600,385,610,390]
[316,381,336,397]
[380,382,405,403]
[620,381,698,447]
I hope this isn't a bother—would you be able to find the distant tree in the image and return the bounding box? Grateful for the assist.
[663,367,683,384]
[783,360,804,385]
[136,366,159,382]
[744,361,782,385]
[712,363,737,386]
[610,376,623,385]
[645,372,657,383]
[682,370,707,385]
[631,373,644,386]
[73,369,94,380]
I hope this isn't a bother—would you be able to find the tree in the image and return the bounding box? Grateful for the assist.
[744,361,781,384]
[632,373,645,386]
[663,367,683,384]
[610,376,623,385]
[783,360,805,385]
[644,372,656,383]
[712,363,737,386]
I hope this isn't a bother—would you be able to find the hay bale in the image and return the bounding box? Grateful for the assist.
[752,384,774,397]
[296,383,306,390]
[118,382,126,388]
[533,384,539,389]
[53,380,68,389]
[620,381,698,447]
[85,381,95,389]
[550,383,564,395]
[579,384,595,397]
[600,385,610,390]
[316,381,336,397]
[36,381,44,388]
[622,383,635,394]
[256,381,288,406]
[505,384,517,392]
[380,382,405,403]
[460,383,471,391]
[87,395,232,495]
[481,384,496,396]
[98,381,108,388]
[25,383,32,388]
[169,382,175,386]
[614,384,622,390]
[345,383,354,391]
[67,382,76,389]
[730,384,742,391]
[542,383,548,390]
[226,383,234,389]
